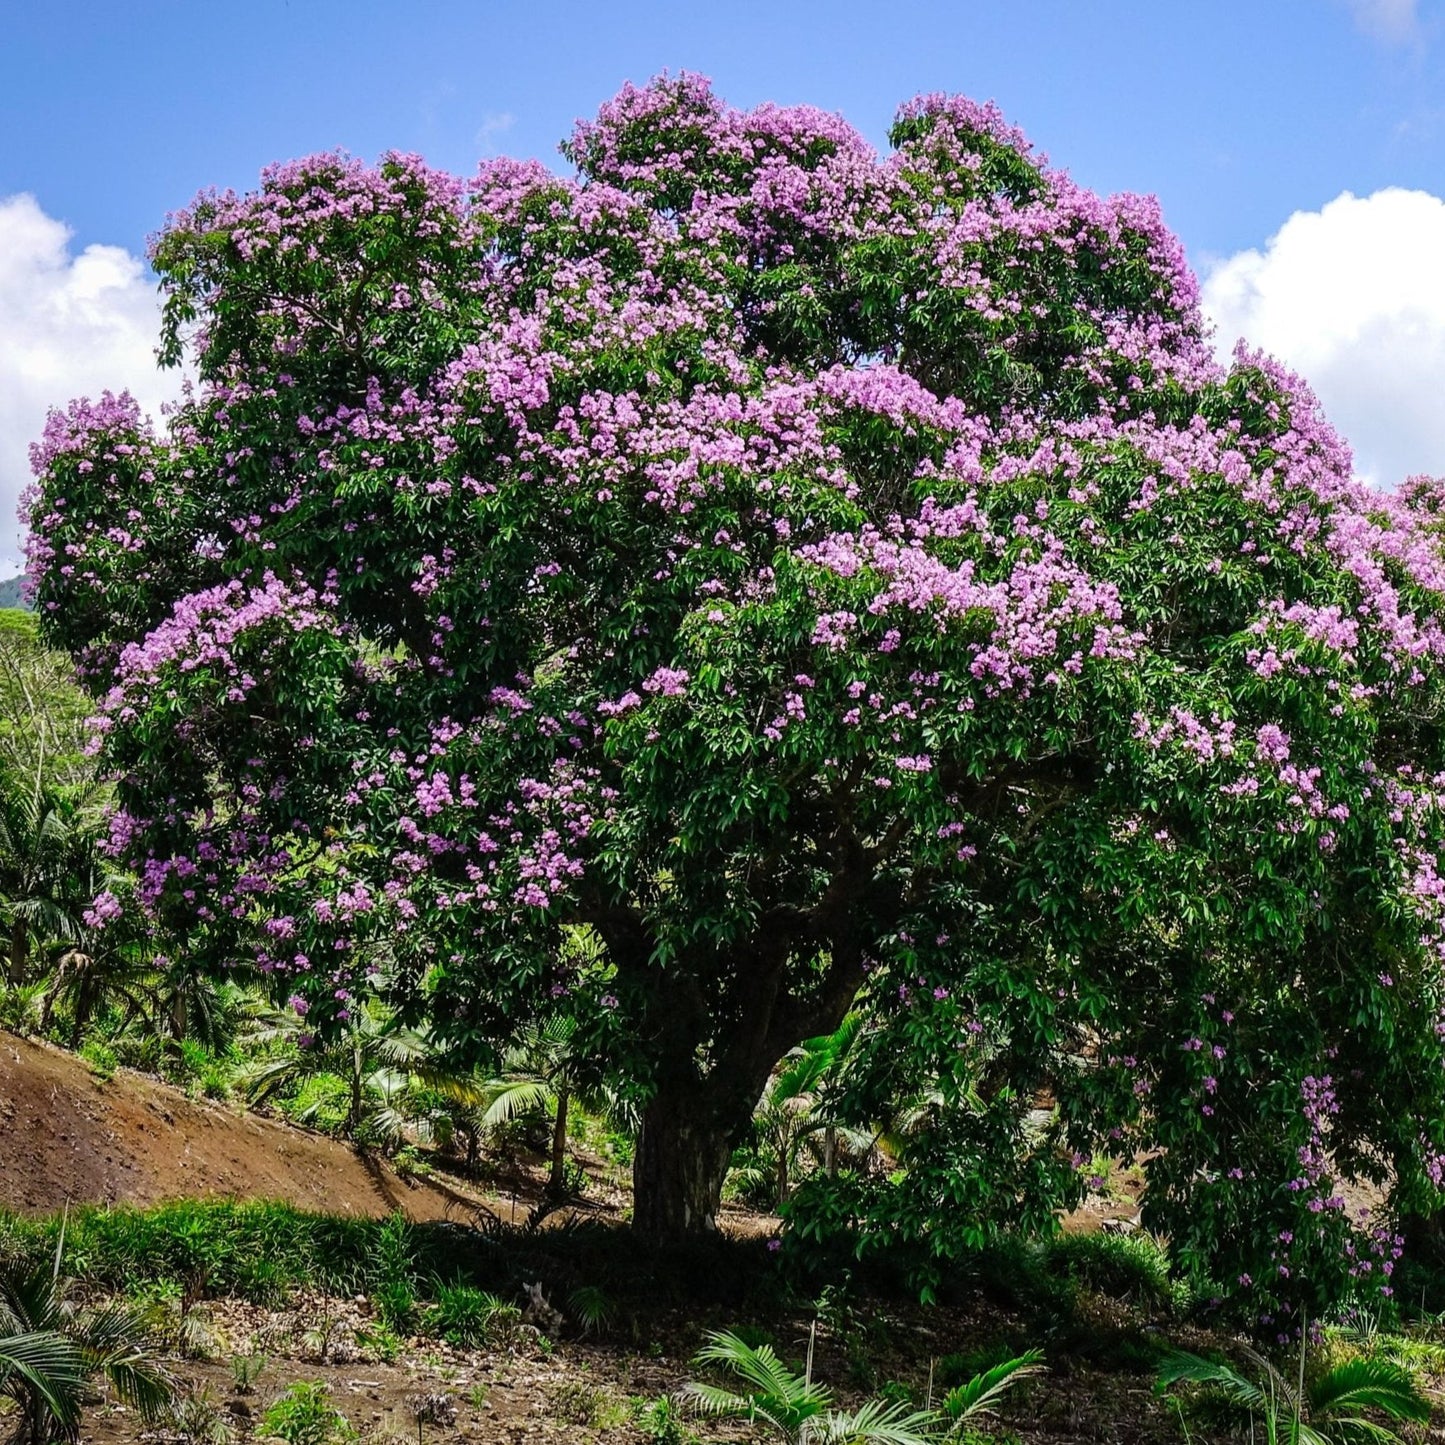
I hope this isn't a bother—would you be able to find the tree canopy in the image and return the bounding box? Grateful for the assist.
[25,75,1445,1309]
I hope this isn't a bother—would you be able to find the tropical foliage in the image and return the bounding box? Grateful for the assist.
[1158,1346,1431,1445]
[0,1236,172,1445]
[682,1329,938,1444]
[681,1329,1040,1443]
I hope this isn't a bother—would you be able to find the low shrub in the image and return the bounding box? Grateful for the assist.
[1046,1231,1188,1313]
[423,1282,520,1348]
[262,1382,355,1445]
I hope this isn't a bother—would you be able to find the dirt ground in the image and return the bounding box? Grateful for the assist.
[0,1028,786,1244]
[61,1289,1188,1445]
[0,1030,481,1221]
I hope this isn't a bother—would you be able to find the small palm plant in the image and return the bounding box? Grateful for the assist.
[1159,1344,1430,1445]
[736,1015,876,1208]
[480,1015,587,1198]
[934,1350,1045,1436]
[680,1329,939,1444]
[236,994,484,1146]
[0,1330,87,1445]
[0,1230,172,1444]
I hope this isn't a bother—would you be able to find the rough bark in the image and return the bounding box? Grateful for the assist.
[605,823,875,1241]
[631,1087,741,1240]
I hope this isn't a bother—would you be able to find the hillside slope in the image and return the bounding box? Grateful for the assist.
[0,1030,484,1219]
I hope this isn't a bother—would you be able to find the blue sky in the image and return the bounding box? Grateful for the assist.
[2,0,1445,564]
[3,0,1442,260]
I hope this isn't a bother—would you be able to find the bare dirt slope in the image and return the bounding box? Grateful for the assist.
[0,1029,481,1220]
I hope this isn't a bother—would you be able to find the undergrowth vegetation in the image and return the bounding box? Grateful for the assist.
[4,1199,1442,1445]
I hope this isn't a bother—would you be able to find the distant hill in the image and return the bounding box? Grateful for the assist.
[0,573,31,610]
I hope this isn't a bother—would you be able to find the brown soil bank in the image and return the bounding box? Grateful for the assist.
[0,1029,477,1220]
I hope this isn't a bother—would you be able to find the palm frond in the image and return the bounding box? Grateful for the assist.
[233,1054,307,1104]
[939,1349,1044,1424]
[481,1078,556,1127]
[0,1328,88,1427]
[78,1302,174,1421]
[678,1380,757,1420]
[683,1330,832,1441]
[1157,1351,1270,1412]
[371,1027,435,1068]
[0,1263,67,1334]
[1308,1358,1430,1425]
[404,1059,489,1105]
[536,1014,578,1049]
[809,1397,939,1443]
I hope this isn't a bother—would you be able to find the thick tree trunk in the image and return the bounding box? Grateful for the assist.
[632,1089,741,1240]
[606,880,869,1243]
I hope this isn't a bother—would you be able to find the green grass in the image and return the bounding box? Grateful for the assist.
[0,1197,783,1316]
[423,1282,521,1348]
[0,1200,394,1300]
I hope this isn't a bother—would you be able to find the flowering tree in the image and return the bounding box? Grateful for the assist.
[25,76,1445,1287]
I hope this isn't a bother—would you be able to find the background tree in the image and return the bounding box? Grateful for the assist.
[25,76,1445,1305]
[0,612,101,989]
[0,611,91,790]
[236,994,484,1145]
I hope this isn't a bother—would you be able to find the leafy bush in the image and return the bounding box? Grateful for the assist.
[547,1381,610,1427]
[0,979,46,1035]
[78,1037,117,1081]
[423,1283,519,1349]
[1046,1232,1187,1313]
[277,1075,352,1136]
[371,1280,416,1336]
[261,1382,355,1445]
[175,1040,234,1100]
[638,1394,689,1445]
[234,1256,294,1309]
[391,1146,431,1179]
[354,1322,402,1363]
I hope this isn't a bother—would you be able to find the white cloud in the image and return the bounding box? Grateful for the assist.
[0,194,183,571]
[475,111,516,153]
[1200,187,1445,486]
[1343,0,1422,44]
